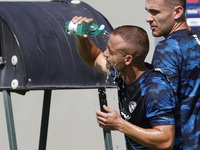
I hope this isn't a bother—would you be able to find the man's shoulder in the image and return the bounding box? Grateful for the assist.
[140,67,171,91]
[143,63,168,82]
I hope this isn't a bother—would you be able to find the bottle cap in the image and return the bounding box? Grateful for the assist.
[99,25,105,32]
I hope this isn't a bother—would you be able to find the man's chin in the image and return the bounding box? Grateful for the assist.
[152,31,158,37]
[152,30,162,37]
[106,66,114,71]
[106,64,111,69]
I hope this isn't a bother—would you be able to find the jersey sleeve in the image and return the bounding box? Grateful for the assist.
[144,76,177,127]
[152,38,181,91]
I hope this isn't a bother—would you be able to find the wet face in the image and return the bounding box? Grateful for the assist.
[145,0,175,37]
[103,34,127,72]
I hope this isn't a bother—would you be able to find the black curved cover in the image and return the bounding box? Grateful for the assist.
[0,0,115,90]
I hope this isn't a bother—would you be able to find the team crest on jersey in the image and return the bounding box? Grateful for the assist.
[129,101,137,113]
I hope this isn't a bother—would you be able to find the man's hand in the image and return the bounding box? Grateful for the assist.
[96,105,124,130]
[71,16,94,38]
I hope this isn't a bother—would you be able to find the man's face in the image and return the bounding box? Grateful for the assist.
[103,34,126,72]
[145,0,175,37]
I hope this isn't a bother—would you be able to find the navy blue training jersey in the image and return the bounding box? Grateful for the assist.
[111,64,176,149]
[152,28,200,150]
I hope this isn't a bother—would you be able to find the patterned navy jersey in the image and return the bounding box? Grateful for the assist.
[111,63,176,149]
[152,28,200,150]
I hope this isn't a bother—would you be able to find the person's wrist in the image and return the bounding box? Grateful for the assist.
[117,118,126,132]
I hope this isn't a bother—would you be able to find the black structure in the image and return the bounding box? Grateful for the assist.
[0,0,116,150]
[0,0,114,90]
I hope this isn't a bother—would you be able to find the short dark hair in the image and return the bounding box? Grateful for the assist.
[165,0,186,10]
[111,25,149,62]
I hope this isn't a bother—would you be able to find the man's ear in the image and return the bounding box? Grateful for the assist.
[125,55,133,65]
[174,6,184,20]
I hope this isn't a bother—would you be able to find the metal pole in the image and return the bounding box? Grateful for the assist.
[98,87,113,150]
[39,89,52,150]
[2,90,18,150]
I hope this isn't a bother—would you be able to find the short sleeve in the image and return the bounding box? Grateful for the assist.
[144,77,176,126]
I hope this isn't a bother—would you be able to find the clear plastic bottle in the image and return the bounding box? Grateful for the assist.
[65,20,105,36]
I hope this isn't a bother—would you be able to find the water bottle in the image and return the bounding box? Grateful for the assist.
[65,20,105,36]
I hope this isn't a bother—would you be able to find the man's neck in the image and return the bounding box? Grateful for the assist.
[122,65,146,85]
[167,21,190,38]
